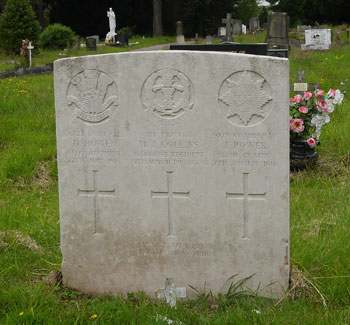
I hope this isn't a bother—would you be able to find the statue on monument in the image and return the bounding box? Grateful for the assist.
[106,7,117,43]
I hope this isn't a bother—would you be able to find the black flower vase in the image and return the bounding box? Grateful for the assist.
[290,140,319,171]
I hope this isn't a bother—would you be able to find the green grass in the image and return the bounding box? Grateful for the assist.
[0,36,175,72]
[1,34,350,324]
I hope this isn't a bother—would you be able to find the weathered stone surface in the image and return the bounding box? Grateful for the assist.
[54,51,290,299]
[232,19,242,35]
[249,17,260,32]
[301,29,331,51]
[266,12,289,47]
[176,35,185,45]
[176,21,183,36]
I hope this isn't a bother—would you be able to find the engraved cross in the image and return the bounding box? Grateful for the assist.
[152,171,190,237]
[226,173,266,239]
[78,170,115,234]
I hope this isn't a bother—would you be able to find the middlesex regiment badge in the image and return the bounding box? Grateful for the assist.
[141,69,194,125]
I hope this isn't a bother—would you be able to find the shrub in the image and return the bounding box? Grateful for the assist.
[117,27,133,39]
[40,24,76,50]
[0,0,41,55]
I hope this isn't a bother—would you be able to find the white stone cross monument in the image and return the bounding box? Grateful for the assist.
[54,51,290,299]
[27,41,34,67]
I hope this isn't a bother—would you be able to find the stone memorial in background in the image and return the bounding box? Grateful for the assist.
[297,25,312,32]
[70,39,81,50]
[266,12,289,48]
[205,35,213,44]
[249,17,260,32]
[242,24,247,35]
[54,51,290,299]
[106,8,117,43]
[218,26,226,38]
[176,21,185,45]
[301,29,331,51]
[232,19,242,35]
[222,13,233,41]
[85,37,97,51]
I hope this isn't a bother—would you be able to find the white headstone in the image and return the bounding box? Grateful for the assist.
[54,51,290,299]
[242,24,247,35]
[218,26,226,37]
[302,29,332,50]
[205,35,213,44]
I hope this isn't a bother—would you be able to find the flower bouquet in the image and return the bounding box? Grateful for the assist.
[290,88,344,147]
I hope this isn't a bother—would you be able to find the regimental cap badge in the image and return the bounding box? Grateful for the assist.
[141,69,194,125]
[218,70,273,127]
[67,69,118,123]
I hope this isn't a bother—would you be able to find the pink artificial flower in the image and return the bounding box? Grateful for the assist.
[292,118,305,133]
[317,99,328,112]
[294,94,303,104]
[290,117,294,130]
[327,88,336,97]
[303,92,313,100]
[290,97,296,104]
[316,89,324,97]
[299,106,308,114]
[307,137,316,147]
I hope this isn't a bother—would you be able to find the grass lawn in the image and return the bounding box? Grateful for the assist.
[0,33,350,324]
[0,36,176,73]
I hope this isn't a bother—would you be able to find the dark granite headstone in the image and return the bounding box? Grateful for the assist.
[116,34,129,45]
[86,37,97,51]
[170,43,267,56]
[267,49,288,58]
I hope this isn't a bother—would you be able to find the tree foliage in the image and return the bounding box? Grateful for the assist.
[0,0,41,54]
[233,0,259,25]
[1,0,350,40]
[275,0,350,26]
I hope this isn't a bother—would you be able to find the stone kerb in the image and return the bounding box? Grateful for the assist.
[54,51,290,299]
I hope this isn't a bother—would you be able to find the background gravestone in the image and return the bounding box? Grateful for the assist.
[265,12,289,48]
[232,19,242,35]
[88,35,99,43]
[249,17,260,33]
[222,13,233,42]
[297,25,312,32]
[301,29,332,51]
[218,26,226,38]
[205,35,213,44]
[115,34,129,46]
[176,21,185,44]
[54,51,290,299]
[86,37,97,51]
[70,39,81,51]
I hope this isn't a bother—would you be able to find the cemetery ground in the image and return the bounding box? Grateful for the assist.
[0,32,350,324]
[0,36,175,73]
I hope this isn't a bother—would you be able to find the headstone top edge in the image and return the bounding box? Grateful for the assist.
[54,50,289,68]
